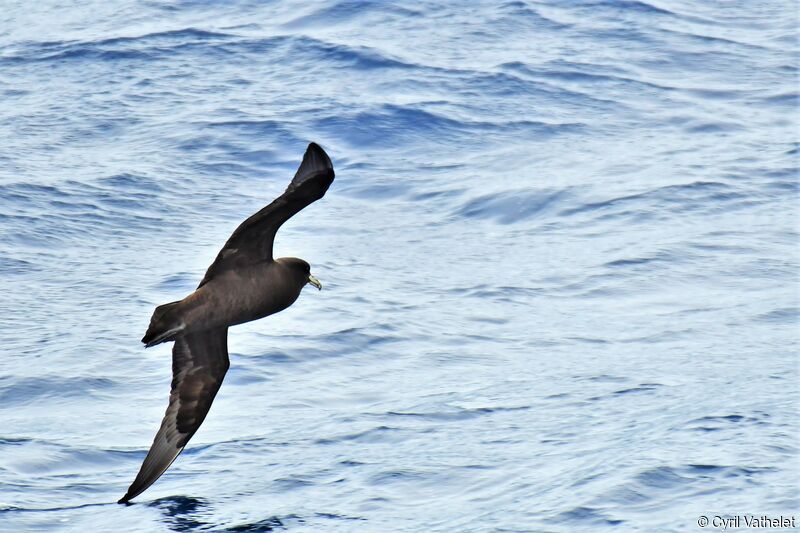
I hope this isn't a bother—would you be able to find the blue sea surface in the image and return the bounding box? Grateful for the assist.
[1,1,798,531]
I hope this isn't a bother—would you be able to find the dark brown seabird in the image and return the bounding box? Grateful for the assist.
[118,142,334,504]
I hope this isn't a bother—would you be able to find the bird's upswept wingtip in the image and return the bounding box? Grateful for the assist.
[298,142,333,176]
[306,141,325,155]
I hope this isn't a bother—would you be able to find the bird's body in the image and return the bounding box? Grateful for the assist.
[153,259,309,339]
[119,143,334,504]
[189,259,306,326]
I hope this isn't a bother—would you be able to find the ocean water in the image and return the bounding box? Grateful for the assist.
[0,1,797,531]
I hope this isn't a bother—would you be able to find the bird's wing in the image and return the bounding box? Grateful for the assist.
[198,142,334,288]
[118,328,229,503]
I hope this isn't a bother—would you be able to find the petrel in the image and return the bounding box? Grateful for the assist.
[118,143,335,504]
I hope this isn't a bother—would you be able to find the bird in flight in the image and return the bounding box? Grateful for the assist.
[118,142,335,504]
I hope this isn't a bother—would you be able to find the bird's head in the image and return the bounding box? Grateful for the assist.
[279,257,322,291]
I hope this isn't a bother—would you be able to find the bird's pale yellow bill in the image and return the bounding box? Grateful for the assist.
[307,274,322,290]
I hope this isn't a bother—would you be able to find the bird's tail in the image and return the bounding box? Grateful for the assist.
[141,301,185,347]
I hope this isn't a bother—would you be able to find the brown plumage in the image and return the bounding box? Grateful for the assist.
[119,143,334,504]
